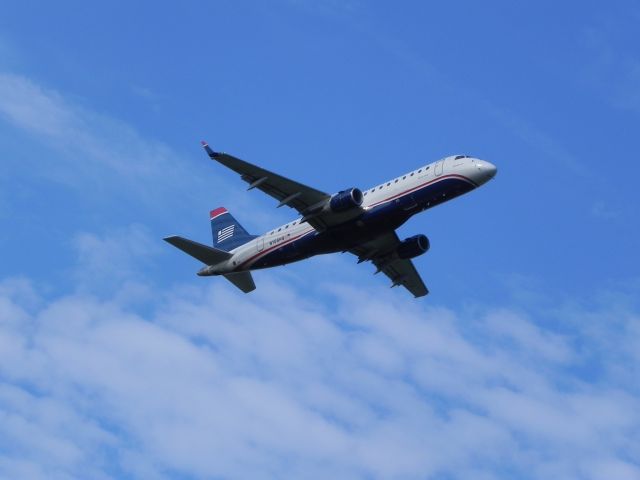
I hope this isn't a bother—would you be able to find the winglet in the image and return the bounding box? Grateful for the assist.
[201,140,221,159]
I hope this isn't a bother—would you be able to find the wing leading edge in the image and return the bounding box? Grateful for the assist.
[202,142,331,229]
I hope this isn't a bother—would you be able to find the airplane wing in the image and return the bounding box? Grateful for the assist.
[202,142,331,229]
[349,232,429,298]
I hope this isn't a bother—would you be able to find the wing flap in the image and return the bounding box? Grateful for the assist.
[203,143,368,230]
[203,144,330,214]
[349,231,429,298]
[376,257,429,298]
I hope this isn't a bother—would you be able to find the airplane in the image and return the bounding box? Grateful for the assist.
[164,143,497,297]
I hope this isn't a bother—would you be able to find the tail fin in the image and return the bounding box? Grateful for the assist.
[210,207,256,251]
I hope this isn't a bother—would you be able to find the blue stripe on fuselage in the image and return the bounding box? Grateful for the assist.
[245,175,476,270]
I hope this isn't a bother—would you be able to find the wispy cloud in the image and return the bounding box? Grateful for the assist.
[0,72,290,232]
[0,73,216,206]
[365,23,587,178]
[71,224,162,299]
[582,23,640,115]
[591,200,620,220]
[1,270,639,479]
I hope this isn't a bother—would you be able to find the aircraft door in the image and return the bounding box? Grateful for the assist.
[257,237,264,252]
[435,160,444,176]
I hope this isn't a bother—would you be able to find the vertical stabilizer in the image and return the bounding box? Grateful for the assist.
[210,207,256,251]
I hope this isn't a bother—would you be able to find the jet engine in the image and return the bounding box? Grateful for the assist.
[396,234,430,259]
[329,188,363,212]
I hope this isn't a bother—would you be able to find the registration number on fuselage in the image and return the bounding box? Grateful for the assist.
[268,234,288,247]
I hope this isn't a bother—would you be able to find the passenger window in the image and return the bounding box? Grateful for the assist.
[387,182,390,186]
[403,176,406,180]
[285,225,289,229]
[278,228,281,232]
[394,179,398,183]
[363,191,367,196]
[426,166,429,170]
[410,173,414,176]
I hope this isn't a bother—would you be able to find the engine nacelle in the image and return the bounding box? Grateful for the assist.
[329,188,363,212]
[396,234,430,259]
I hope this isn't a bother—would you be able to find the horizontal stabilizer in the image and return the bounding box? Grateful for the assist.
[164,235,232,265]
[223,271,256,293]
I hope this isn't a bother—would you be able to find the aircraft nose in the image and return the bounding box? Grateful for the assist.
[483,161,497,180]
[474,160,497,183]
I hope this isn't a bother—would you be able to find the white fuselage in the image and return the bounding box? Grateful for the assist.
[213,155,495,273]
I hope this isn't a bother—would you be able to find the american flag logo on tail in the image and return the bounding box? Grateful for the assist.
[209,207,255,250]
[217,225,235,243]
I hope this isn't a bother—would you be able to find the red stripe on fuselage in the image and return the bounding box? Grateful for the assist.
[236,174,476,271]
[237,228,315,270]
[367,174,477,209]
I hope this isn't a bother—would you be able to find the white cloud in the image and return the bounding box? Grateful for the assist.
[0,72,217,207]
[71,224,161,295]
[0,271,639,479]
[0,72,308,234]
[0,69,637,479]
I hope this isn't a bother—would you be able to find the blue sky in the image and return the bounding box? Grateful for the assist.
[0,1,639,479]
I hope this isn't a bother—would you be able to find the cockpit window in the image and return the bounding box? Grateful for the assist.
[454,155,471,160]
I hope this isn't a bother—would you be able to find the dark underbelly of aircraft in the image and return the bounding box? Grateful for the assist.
[249,176,475,270]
